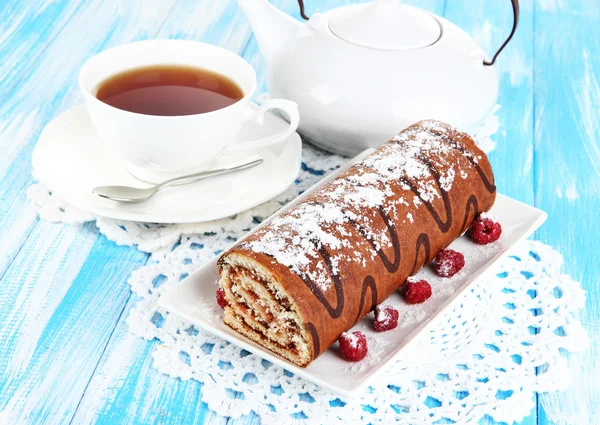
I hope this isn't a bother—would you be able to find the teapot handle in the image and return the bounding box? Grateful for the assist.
[298,0,309,20]
[483,0,519,66]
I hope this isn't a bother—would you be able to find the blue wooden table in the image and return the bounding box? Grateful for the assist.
[0,0,598,424]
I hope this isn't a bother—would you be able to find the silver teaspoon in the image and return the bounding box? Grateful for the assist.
[92,156,263,203]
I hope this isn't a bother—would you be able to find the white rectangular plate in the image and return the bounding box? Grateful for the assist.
[158,150,547,397]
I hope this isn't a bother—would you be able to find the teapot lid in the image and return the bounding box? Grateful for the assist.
[328,0,441,51]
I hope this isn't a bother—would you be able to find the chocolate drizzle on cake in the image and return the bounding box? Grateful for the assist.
[353,275,378,326]
[410,233,431,276]
[347,206,401,273]
[306,322,320,355]
[304,244,345,319]
[461,195,480,234]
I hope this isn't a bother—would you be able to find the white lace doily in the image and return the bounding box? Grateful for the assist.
[131,239,588,425]
[28,107,590,424]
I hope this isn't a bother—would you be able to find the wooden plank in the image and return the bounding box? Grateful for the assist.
[0,0,84,100]
[533,0,600,424]
[0,222,148,424]
[157,0,252,47]
[0,0,85,274]
[68,306,227,425]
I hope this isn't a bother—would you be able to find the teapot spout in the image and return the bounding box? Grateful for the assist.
[238,0,302,63]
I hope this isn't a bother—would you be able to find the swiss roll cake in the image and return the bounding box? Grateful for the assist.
[217,120,496,367]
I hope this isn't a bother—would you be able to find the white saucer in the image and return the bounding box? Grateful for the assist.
[32,105,302,223]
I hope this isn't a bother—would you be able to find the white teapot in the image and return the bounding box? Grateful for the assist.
[238,0,519,156]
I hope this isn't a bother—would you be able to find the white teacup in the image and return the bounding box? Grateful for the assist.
[79,39,299,182]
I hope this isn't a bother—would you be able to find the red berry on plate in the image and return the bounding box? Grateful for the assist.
[338,331,368,362]
[373,305,399,332]
[469,214,502,244]
[434,248,465,277]
[401,278,432,304]
[216,287,227,308]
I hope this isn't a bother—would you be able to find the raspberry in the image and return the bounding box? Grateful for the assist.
[400,278,432,304]
[373,305,399,332]
[469,214,502,244]
[338,331,368,362]
[434,248,465,277]
[216,287,227,308]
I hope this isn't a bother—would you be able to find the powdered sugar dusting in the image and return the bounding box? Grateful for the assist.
[436,258,454,277]
[375,306,391,323]
[479,211,499,222]
[397,306,428,328]
[339,335,395,374]
[341,331,359,349]
[240,121,477,291]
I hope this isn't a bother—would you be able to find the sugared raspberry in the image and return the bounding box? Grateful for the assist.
[338,331,368,362]
[434,248,465,277]
[216,287,227,308]
[469,214,502,244]
[401,278,432,304]
[373,305,399,332]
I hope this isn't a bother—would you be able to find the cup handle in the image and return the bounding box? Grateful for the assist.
[224,98,300,153]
